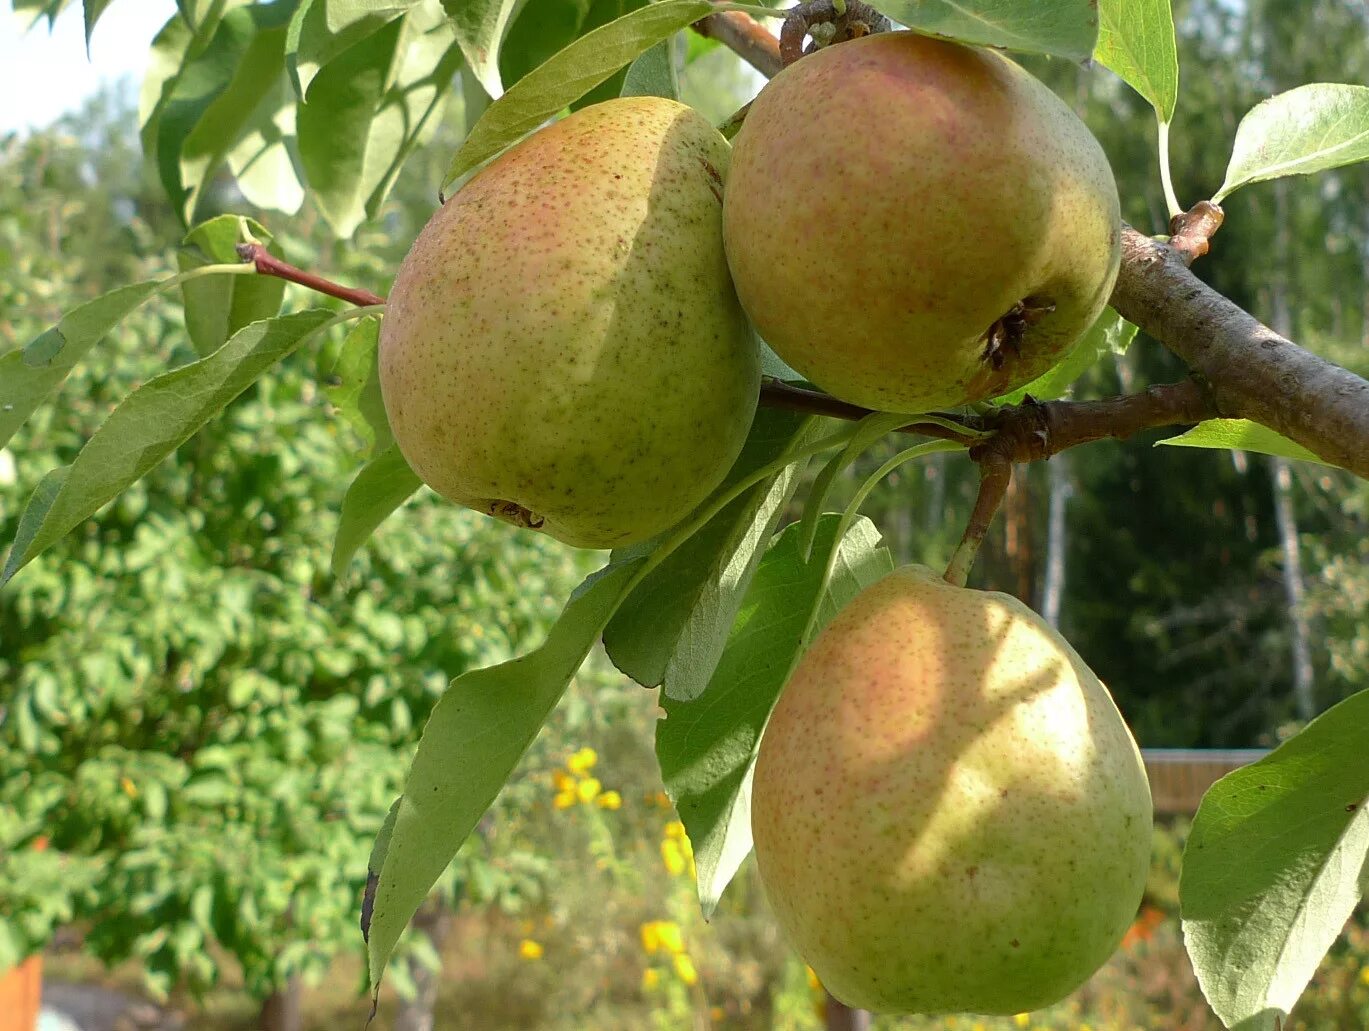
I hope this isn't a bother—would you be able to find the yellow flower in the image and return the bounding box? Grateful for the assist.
[1360,966,1369,986]
[673,952,698,985]
[518,939,543,961]
[567,747,598,774]
[576,777,601,803]
[664,820,686,840]
[120,777,138,799]
[710,1007,724,1021]
[640,922,661,954]
[655,921,684,955]
[1014,1016,1031,1028]
[641,968,660,991]
[595,790,622,810]
[805,965,820,991]
[661,838,687,876]
[552,790,577,810]
[552,770,575,793]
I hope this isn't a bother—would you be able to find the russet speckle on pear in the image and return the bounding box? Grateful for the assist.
[723,32,1123,413]
[751,565,1153,1015]
[379,97,759,549]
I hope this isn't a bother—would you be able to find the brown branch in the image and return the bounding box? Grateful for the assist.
[1168,200,1225,263]
[691,10,782,77]
[1111,228,1369,478]
[236,243,384,308]
[779,1,892,67]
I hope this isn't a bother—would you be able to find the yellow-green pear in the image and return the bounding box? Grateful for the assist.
[380,97,759,549]
[724,32,1122,413]
[751,565,1152,1014]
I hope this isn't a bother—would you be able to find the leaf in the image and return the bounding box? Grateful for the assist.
[153,3,295,223]
[224,78,305,215]
[323,317,392,456]
[797,411,909,561]
[1093,0,1178,122]
[286,0,416,98]
[996,307,1137,405]
[1215,84,1369,202]
[657,515,887,916]
[366,556,646,988]
[620,38,678,100]
[1158,420,1331,468]
[603,411,811,700]
[82,0,118,48]
[362,798,403,942]
[1181,689,1369,1030]
[1,310,336,587]
[299,3,461,237]
[331,446,422,577]
[442,0,714,188]
[867,0,1098,63]
[177,216,286,357]
[0,282,161,450]
[443,0,521,98]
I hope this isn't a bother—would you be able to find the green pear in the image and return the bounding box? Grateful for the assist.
[751,565,1152,1014]
[379,97,759,549]
[723,32,1122,413]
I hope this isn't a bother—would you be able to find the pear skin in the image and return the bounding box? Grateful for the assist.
[752,565,1152,1014]
[380,97,759,549]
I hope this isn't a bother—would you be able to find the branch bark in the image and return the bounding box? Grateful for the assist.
[692,11,782,77]
[1111,228,1369,478]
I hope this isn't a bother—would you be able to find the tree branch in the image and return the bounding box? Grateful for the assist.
[703,19,1369,480]
[692,10,782,77]
[236,244,384,308]
[1111,228,1369,478]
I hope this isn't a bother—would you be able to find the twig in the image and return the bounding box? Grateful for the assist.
[692,10,782,77]
[778,1,891,67]
[1168,200,1225,263]
[944,449,1012,587]
[236,243,384,308]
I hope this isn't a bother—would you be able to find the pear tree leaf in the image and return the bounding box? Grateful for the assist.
[285,0,416,97]
[866,0,1098,62]
[621,38,679,100]
[442,0,521,99]
[603,411,812,701]
[996,307,1137,405]
[442,0,714,188]
[1093,0,1178,122]
[224,77,305,215]
[299,3,461,237]
[1181,689,1369,1030]
[1215,84,1369,202]
[331,446,422,577]
[797,411,910,561]
[177,215,286,357]
[82,0,118,48]
[1,282,162,450]
[366,556,647,989]
[1158,420,1331,468]
[1,310,336,587]
[657,515,888,917]
[323,317,392,457]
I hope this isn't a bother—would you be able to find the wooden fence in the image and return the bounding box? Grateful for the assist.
[1141,748,1270,815]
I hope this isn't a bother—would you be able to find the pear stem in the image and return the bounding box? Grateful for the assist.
[943,447,1013,587]
[235,243,385,308]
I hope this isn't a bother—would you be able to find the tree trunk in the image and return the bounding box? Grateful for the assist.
[394,899,455,1031]
[1039,450,1072,629]
[258,976,302,1031]
[825,991,871,1031]
[1269,180,1316,720]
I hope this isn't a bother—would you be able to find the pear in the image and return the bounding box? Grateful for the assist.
[379,97,759,549]
[751,565,1152,1014]
[723,32,1122,413]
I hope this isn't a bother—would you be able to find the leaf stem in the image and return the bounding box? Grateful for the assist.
[1158,119,1182,221]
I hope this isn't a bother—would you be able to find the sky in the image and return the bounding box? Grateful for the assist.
[0,1,176,134]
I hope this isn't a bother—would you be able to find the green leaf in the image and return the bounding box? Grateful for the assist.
[657,515,888,916]
[331,446,422,577]
[361,798,403,942]
[442,0,714,188]
[286,0,416,98]
[620,38,678,100]
[867,0,1098,63]
[1181,689,1369,1030]
[797,411,909,561]
[82,0,118,48]
[603,411,811,700]
[443,0,521,98]
[1215,84,1369,202]
[366,556,646,989]
[0,282,161,450]
[1093,0,1178,122]
[1158,420,1331,468]
[177,216,286,357]
[299,4,461,237]
[323,317,392,456]
[1,310,336,587]
[996,307,1137,405]
[153,3,294,223]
